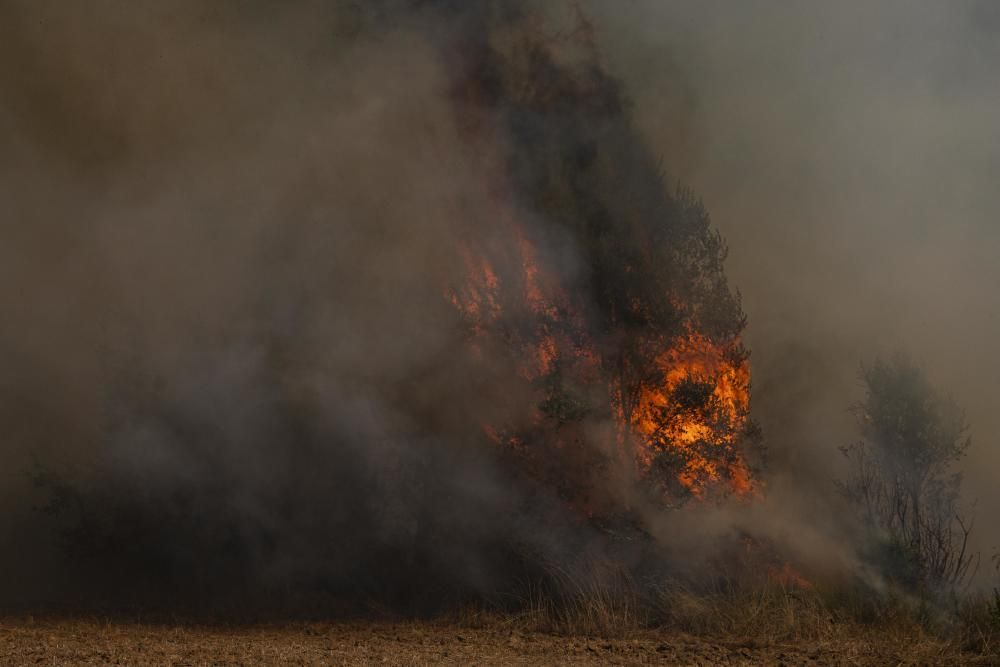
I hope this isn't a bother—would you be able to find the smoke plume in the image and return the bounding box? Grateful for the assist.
[2,0,997,611]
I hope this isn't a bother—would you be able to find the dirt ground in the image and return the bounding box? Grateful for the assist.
[0,617,992,666]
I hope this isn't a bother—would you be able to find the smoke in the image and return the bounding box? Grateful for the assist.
[1,0,722,612]
[0,1,591,609]
[4,0,996,610]
[589,0,1000,585]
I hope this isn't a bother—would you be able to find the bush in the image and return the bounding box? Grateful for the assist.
[839,357,975,592]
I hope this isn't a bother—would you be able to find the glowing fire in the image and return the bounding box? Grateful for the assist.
[448,225,754,502]
[632,333,753,496]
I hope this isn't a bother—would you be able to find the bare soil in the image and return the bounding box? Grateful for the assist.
[0,618,992,666]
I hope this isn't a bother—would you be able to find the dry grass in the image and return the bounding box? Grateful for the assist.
[506,562,649,637]
[446,564,1000,664]
[4,563,997,664]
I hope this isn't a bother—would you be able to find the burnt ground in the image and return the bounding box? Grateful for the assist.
[0,618,993,666]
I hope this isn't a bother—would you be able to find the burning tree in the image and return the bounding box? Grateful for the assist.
[446,6,759,514]
[839,357,976,591]
[28,2,761,608]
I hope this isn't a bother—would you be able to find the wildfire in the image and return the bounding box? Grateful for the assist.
[448,228,755,502]
[448,246,502,334]
[631,332,754,497]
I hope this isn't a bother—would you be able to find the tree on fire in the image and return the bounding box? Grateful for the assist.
[29,3,762,608]
[450,6,760,511]
[839,357,976,591]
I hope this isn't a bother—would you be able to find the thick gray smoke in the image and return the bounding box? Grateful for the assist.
[0,0,714,612]
[0,1,595,609]
[3,0,996,610]
[590,0,1000,585]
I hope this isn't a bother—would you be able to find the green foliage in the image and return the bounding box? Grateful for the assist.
[858,359,970,487]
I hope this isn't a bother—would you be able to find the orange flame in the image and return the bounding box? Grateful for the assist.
[631,333,753,497]
[448,227,754,502]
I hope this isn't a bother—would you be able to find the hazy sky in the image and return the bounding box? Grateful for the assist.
[592,0,1000,572]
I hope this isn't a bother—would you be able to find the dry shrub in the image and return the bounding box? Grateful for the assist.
[953,593,1000,656]
[504,560,647,637]
[651,580,832,643]
[445,545,999,663]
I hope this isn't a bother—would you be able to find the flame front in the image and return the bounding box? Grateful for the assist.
[448,226,755,505]
[631,333,754,497]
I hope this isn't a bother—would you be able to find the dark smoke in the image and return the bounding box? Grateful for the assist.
[7,0,990,614]
[0,1,750,612]
[0,1,551,610]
